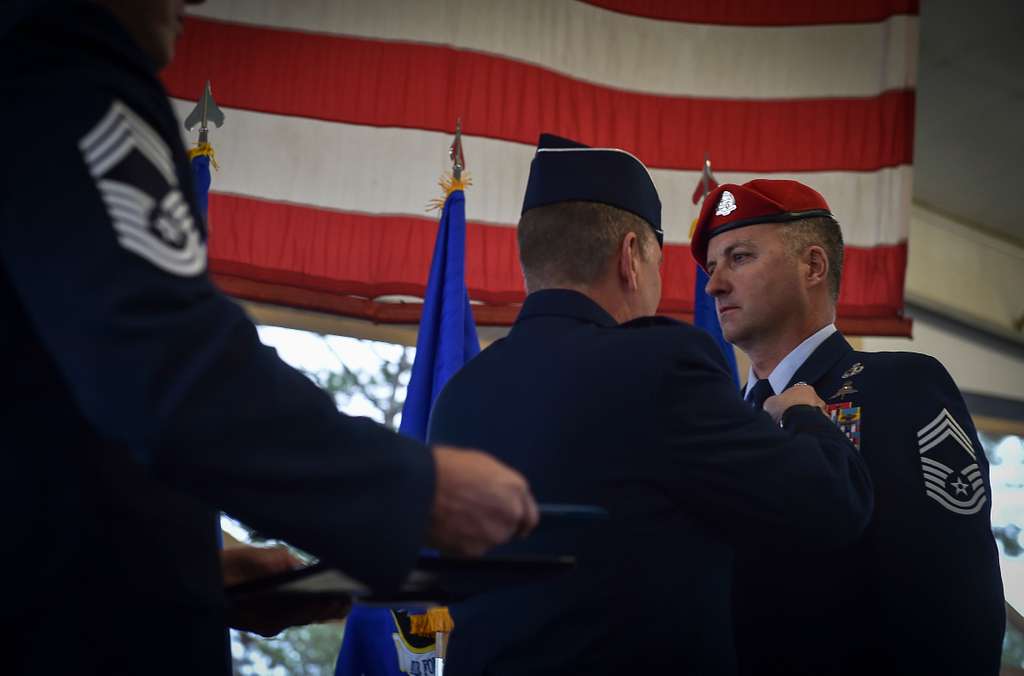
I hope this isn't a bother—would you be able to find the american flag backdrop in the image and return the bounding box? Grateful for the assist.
[164,0,916,335]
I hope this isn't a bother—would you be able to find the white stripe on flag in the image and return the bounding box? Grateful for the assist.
[170,99,911,247]
[188,0,916,99]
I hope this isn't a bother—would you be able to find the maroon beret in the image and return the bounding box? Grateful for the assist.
[690,179,834,270]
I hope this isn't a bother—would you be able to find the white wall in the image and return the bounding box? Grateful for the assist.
[860,312,1024,403]
[859,203,1024,405]
[905,204,1024,337]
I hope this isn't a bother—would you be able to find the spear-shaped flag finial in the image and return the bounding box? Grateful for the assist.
[428,118,471,211]
[450,117,465,181]
[184,80,225,146]
[692,153,719,205]
[185,81,224,218]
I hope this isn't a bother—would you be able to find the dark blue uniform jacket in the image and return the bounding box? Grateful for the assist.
[732,331,1005,675]
[0,4,434,674]
[427,290,874,675]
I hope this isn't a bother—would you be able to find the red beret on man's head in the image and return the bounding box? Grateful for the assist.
[690,179,834,270]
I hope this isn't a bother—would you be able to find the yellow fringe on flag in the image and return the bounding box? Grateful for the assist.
[187,142,220,170]
[426,171,472,212]
[689,216,699,240]
[408,607,455,636]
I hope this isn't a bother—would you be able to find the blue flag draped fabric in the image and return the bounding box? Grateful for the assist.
[691,165,739,385]
[191,153,212,220]
[336,185,479,676]
[187,139,216,221]
[399,188,481,441]
[694,266,738,384]
[187,144,222,551]
[189,141,231,669]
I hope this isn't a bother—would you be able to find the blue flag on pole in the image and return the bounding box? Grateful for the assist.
[336,186,479,676]
[691,162,739,385]
[191,153,212,220]
[694,266,738,385]
[188,145,222,551]
[398,188,480,442]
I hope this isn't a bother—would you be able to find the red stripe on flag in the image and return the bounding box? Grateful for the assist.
[206,193,908,330]
[581,0,918,26]
[213,272,911,336]
[164,18,914,172]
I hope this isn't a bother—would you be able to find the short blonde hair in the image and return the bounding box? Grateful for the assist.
[781,216,844,302]
[518,202,653,290]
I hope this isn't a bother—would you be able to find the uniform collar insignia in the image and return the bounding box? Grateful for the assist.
[829,380,859,400]
[842,362,864,379]
[788,332,853,390]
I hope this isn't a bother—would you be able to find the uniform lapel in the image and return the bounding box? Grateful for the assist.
[786,331,854,389]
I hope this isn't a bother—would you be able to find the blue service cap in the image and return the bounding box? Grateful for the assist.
[521,134,663,247]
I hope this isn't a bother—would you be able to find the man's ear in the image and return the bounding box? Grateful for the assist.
[803,244,829,290]
[618,232,641,291]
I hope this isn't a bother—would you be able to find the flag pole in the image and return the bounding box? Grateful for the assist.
[450,117,464,181]
[692,154,739,384]
[702,152,710,200]
[422,119,466,676]
[184,80,225,165]
[184,80,226,225]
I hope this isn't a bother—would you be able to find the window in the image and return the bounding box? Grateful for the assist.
[979,431,1024,670]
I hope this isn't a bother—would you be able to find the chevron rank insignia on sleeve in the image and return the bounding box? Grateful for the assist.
[78,100,207,277]
[917,408,986,515]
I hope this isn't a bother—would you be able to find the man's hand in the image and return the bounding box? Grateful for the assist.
[763,383,827,424]
[222,544,351,637]
[428,446,539,556]
[221,543,301,588]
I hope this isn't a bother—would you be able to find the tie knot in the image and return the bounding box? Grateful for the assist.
[747,378,774,410]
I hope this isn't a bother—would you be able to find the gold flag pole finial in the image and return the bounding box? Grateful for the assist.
[690,154,715,239]
[428,118,472,211]
[450,117,465,181]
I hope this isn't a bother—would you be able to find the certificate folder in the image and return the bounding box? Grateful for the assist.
[226,504,603,606]
[226,554,576,607]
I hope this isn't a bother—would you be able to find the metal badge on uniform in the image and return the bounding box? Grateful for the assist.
[715,190,737,216]
[828,380,858,400]
[78,100,206,277]
[917,408,987,516]
[841,362,864,378]
[826,401,861,450]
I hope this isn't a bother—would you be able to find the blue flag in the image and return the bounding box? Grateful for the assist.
[694,266,739,385]
[189,148,223,550]
[691,162,738,385]
[190,145,231,670]
[191,153,212,221]
[336,187,479,676]
[398,188,480,442]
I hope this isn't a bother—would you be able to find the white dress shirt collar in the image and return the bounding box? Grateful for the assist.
[743,323,837,398]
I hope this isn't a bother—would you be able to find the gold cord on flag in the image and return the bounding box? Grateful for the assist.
[408,606,455,635]
[427,171,472,212]
[409,607,454,673]
[187,142,220,170]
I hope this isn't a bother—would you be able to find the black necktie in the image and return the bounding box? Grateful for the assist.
[747,378,774,410]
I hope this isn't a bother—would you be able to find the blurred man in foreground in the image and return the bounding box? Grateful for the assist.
[0,2,536,673]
